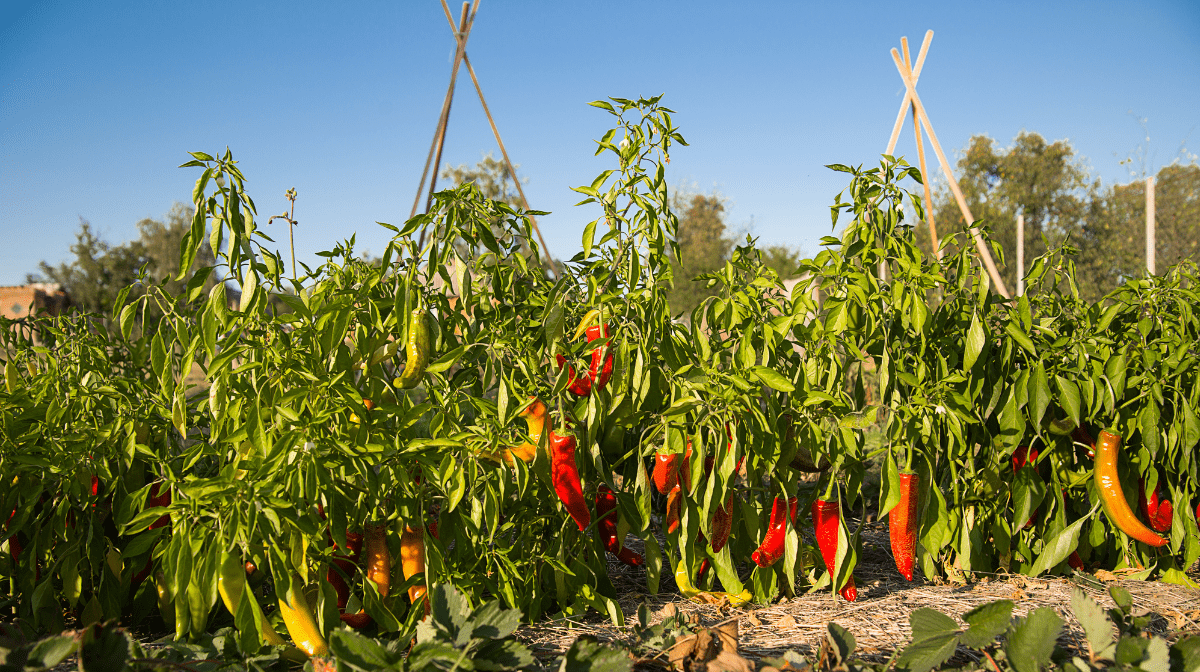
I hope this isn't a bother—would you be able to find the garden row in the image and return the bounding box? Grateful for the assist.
[1,97,1198,661]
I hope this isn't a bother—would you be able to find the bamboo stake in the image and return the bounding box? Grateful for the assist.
[410,1,478,223]
[898,40,941,260]
[890,48,1011,298]
[885,31,933,156]
[438,0,555,275]
[424,4,473,216]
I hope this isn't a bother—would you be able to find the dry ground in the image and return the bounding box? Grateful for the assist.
[515,520,1200,666]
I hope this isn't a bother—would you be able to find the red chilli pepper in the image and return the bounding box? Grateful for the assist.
[595,484,642,566]
[326,531,363,611]
[703,455,741,553]
[751,496,797,568]
[1138,477,1174,533]
[585,324,614,391]
[1067,551,1084,570]
[1012,446,1040,528]
[549,431,591,532]
[812,499,856,602]
[665,485,682,534]
[889,472,919,581]
[653,453,680,495]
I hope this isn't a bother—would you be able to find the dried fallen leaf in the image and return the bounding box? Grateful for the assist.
[776,614,797,629]
[747,613,763,627]
[1094,569,1118,582]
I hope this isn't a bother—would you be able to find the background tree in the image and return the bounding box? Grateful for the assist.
[915,132,1095,294]
[1078,162,1200,297]
[29,202,215,318]
[666,191,733,315]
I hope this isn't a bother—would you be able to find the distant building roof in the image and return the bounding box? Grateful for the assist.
[0,284,72,320]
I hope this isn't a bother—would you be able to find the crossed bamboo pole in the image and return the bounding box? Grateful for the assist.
[884,31,1011,299]
[411,0,556,276]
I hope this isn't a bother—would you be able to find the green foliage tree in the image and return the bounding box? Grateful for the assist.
[916,132,1096,293]
[29,202,216,318]
[440,151,526,208]
[1077,162,1200,298]
[665,191,733,315]
[760,243,804,279]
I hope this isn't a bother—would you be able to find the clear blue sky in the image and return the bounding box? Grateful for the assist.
[2,1,1198,286]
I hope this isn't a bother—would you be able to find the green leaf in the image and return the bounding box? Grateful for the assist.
[910,608,960,642]
[1028,362,1051,428]
[1006,320,1037,356]
[878,450,902,518]
[964,311,986,371]
[1005,607,1063,672]
[1029,508,1092,575]
[1055,376,1082,430]
[959,600,1013,649]
[582,219,598,258]
[750,365,795,392]
[329,627,403,671]
[239,270,257,313]
[425,345,466,375]
[897,633,959,672]
[558,636,633,672]
[1069,587,1114,661]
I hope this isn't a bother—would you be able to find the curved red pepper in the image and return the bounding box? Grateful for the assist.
[750,496,797,568]
[585,324,613,391]
[595,484,642,566]
[812,499,856,601]
[1138,477,1173,533]
[889,472,919,581]
[554,323,615,396]
[665,485,682,534]
[554,355,593,396]
[549,431,591,532]
[1068,551,1084,570]
[703,454,742,553]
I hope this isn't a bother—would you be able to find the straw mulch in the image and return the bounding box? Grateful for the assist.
[515,521,1200,666]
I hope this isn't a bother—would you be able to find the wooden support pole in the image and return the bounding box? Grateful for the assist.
[897,37,941,260]
[885,31,933,156]
[1016,211,1024,296]
[411,1,478,225]
[438,0,555,275]
[890,48,1011,298]
[1146,175,1156,275]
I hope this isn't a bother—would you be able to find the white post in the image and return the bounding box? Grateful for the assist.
[1146,176,1156,275]
[1016,211,1024,297]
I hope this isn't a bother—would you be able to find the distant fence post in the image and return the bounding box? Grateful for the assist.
[1146,175,1156,275]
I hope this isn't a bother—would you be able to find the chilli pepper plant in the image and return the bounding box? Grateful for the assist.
[2,96,1200,658]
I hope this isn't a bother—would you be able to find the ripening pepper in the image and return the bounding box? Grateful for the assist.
[505,398,546,464]
[595,484,642,566]
[812,499,856,601]
[217,552,287,646]
[889,472,919,581]
[750,496,797,568]
[1094,430,1167,547]
[1138,476,1173,533]
[400,524,428,617]
[278,576,329,657]
[549,430,591,532]
[325,531,363,611]
[394,307,431,389]
[340,523,390,629]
